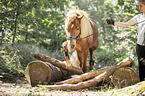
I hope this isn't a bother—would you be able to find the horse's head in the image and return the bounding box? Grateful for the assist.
[63,13,84,52]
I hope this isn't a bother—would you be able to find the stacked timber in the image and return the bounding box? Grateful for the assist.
[25,61,69,86]
[25,53,139,90]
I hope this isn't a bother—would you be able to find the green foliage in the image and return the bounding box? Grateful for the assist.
[0,43,64,77]
[0,0,141,82]
[93,45,131,68]
[0,45,23,75]
[72,0,139,67]
[1,0,69,51]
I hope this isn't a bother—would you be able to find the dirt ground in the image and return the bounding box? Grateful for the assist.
[0,82,105,96]
[1,76,145,96]
[1,81,145,96]
[0,74,105,96]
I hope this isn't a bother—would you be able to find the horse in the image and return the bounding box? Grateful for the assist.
[62,10,99,73]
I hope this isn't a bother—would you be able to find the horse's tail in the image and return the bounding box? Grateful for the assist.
[70,51,80,68]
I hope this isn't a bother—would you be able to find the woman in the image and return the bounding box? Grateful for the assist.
[106,0,145,81]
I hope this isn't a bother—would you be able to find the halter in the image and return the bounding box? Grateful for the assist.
[67,14,94,40]
[67,27,81,40]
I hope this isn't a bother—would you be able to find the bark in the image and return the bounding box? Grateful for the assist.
[56,67,110,84]
[12,0,21,46]
[56,57,132,84]
[112,67,138,88]
[25,61,69,87]
[34,53,83,75]
[38,57,134,90]
[0,31,4,45]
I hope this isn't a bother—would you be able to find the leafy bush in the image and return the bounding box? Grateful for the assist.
[0,45,22,75]
[0,43,65,77]
[93,45,136,69]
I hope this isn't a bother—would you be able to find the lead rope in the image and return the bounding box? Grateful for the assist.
[78,19,145,40]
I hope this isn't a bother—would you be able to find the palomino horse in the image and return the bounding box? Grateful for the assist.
[62,10,99,73]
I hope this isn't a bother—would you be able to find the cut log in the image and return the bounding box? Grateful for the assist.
[25,61,69,86]
[56,57,132,84]
[40,71,108,90]
[38,57,134,90]
[56,67,110,84]
[112,67,139,88]
[34,53,83,75]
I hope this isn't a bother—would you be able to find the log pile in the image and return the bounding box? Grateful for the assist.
[34,53,83,75]
[25,53,139,90]
[25,61,69,87]
[112,67,138,88]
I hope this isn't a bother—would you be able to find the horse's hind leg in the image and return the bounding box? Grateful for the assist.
[89,47,97,70]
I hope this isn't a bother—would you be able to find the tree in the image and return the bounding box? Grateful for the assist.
[12,0,21,46]
[1,0,70,51]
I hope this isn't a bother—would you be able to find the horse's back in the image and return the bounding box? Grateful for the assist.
[89,19,99,48]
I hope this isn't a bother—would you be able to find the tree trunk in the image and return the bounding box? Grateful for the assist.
[0,31,4,45]
[12,0,21,46]
[56,67,110,84]
[34,53,83,75]
[38,57,136,90]
[56,57,133,84]
[25,61,69,87]
[112,67,138,88]
[25,23,28,42]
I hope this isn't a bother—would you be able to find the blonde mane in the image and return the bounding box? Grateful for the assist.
[65,10,93,41]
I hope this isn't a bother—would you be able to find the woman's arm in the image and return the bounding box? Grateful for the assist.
[114,20,135,27]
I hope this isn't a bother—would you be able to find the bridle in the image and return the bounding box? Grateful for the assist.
[66,13,95,41]
[67,26,95,41]
[67,26,81,40]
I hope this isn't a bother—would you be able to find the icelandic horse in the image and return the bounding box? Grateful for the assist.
[62,10,99,73]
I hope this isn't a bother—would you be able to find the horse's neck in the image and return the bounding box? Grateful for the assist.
[77,19,98,50]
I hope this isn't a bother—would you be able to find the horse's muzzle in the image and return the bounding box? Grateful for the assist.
[67,40,76,52]
[71,45,75,49]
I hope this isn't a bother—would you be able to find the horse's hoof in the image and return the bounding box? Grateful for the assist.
[89,60,94,65]
[89,60,94,70]
[89,66,93,70]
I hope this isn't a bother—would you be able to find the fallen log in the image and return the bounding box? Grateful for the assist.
[56,67,110,84]
[56,57,132,84]
[34,53,83,75]
[40,71,107,90]
[39,57,137,90]
[112,67,138,88]
[25,61,69,86]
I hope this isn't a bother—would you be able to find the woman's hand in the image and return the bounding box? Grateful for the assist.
[106,19,114,25]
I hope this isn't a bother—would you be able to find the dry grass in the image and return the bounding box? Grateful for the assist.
[1,81,145,96]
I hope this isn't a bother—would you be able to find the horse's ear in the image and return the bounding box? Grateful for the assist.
[62,13,67,19]
[77,15,84,20]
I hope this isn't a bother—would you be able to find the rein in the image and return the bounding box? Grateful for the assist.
[67,25,95,40]
[67,27,94,40]
[67,19,145,41]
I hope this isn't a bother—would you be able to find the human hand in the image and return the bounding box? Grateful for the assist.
[106,19,114,25]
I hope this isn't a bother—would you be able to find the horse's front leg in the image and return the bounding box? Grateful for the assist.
[82,50,88,73]
[62,41,71,66]
[89,46,98,70]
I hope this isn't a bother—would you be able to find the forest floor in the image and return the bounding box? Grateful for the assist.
[1,76,145,96]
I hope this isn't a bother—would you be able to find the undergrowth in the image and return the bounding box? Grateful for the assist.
[0,43,64,82]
